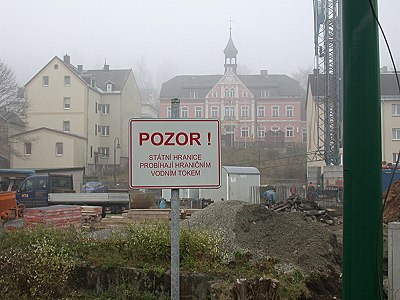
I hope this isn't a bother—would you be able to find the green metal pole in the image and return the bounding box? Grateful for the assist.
[343,0,382,299]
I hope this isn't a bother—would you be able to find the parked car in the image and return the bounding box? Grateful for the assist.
[81,181,108,193]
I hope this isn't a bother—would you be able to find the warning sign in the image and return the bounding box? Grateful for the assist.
[129,119,221,189]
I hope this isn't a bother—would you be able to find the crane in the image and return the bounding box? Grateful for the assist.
[312,0,342,166]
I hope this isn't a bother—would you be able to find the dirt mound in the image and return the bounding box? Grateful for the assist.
[183,200,342,297]
[383,179,400,223]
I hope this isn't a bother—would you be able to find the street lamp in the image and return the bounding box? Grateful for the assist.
[113,137,121,187]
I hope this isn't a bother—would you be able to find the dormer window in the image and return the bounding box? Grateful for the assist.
[106,83,113,92]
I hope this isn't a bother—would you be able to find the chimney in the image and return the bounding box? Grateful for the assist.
[91,77,96,87]
[63,54,71,65]
[260,70,268,76]
[77,65,83,72]
[103,64,109,71]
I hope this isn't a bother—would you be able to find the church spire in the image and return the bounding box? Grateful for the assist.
[224,18,238,74]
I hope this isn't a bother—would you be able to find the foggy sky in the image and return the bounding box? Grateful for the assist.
[1,0,399,90]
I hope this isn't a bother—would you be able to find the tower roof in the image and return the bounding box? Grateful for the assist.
[224,29,238,55]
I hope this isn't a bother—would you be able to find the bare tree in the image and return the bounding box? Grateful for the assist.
[237,64,252,75]
[0,59,28,166]
[291,66,313,95]
[134,56,153,90]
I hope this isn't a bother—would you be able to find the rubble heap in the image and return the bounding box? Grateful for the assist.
[183,200,342,297]
[273,195,341,226]
[383,179,400,223]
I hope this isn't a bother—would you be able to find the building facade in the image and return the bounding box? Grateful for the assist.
[11,55,141,174]
[306,68,400,170]
[158,31,306,148]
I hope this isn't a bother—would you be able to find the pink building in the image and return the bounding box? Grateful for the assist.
[159,30,306,148]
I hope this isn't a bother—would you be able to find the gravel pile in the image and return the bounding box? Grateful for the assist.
[182,200,342,277]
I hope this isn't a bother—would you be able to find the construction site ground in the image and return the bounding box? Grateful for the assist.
[95,197,344,299]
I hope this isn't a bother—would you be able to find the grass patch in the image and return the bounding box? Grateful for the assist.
[0,222,310,299]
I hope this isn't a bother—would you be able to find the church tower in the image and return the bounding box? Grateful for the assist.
[224,25,238,74]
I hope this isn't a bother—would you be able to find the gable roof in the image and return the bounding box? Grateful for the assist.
[25,56,88,88]
[159,74,301,99]
[380,73,400,97]
[160,75,223,98]
[308,71,400,98]
[25,55,132,94]
[82,69,131,92]
[10,127,87,140]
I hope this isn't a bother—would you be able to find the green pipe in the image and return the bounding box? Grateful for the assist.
[343,0,382,299]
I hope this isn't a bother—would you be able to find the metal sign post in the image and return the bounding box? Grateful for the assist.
[129,99,221,300]
[170,98,180,300]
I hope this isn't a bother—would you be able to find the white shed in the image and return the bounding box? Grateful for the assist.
[199,166,260,204]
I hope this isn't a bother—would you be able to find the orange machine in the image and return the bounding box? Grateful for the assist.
[0,191,22,221]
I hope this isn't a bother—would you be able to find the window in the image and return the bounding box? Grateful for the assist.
[224,106,235,117]
[167,107,171,118]
[56,142,63,156]
[212,90,217,98]
[100,126,110,136]
[106,83,113,92]
[190,91,198,99]
[195,107,203,118]
[257,106,265,117]
[42,76,49,86]
[24,142,32,155]
[225,125,235,133]
[63,97,71,110]
[271,125,280,132]
[98,147,110,158]
[392,104,400,116]
[95,124,97,136]
[286,105,294,117]
[224,88,230,98]
[243,90,248,97]
[37,178,47,190]
[241,126,249,138]
[64,76,70,86]
[180,107,188,118]
[241,106,249,117]
[272,106,280,117]
[19,178,34,192]
[258,126,265,137]
[261,90,268,98]
[63,121,70,132]
[229,88,235,98]
[211,106,219,117]
[392,128,400,140]
[99,104,110,115]
[302,128,307,143]
[286,126,294,137]
[393,153,399,163]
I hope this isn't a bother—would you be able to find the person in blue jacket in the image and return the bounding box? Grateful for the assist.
[159,197,167,209]
[263,188,276,208]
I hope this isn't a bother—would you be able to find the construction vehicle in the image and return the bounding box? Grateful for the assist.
[16,173,130,217]
[0,169,36,192]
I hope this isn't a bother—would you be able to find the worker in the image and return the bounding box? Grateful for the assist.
[307,186,318,202]
[290,184,297,196]
[159,197,167,209]
[263,188,276,208]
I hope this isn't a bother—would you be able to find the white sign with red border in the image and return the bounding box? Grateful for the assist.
[129,119,221,189]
